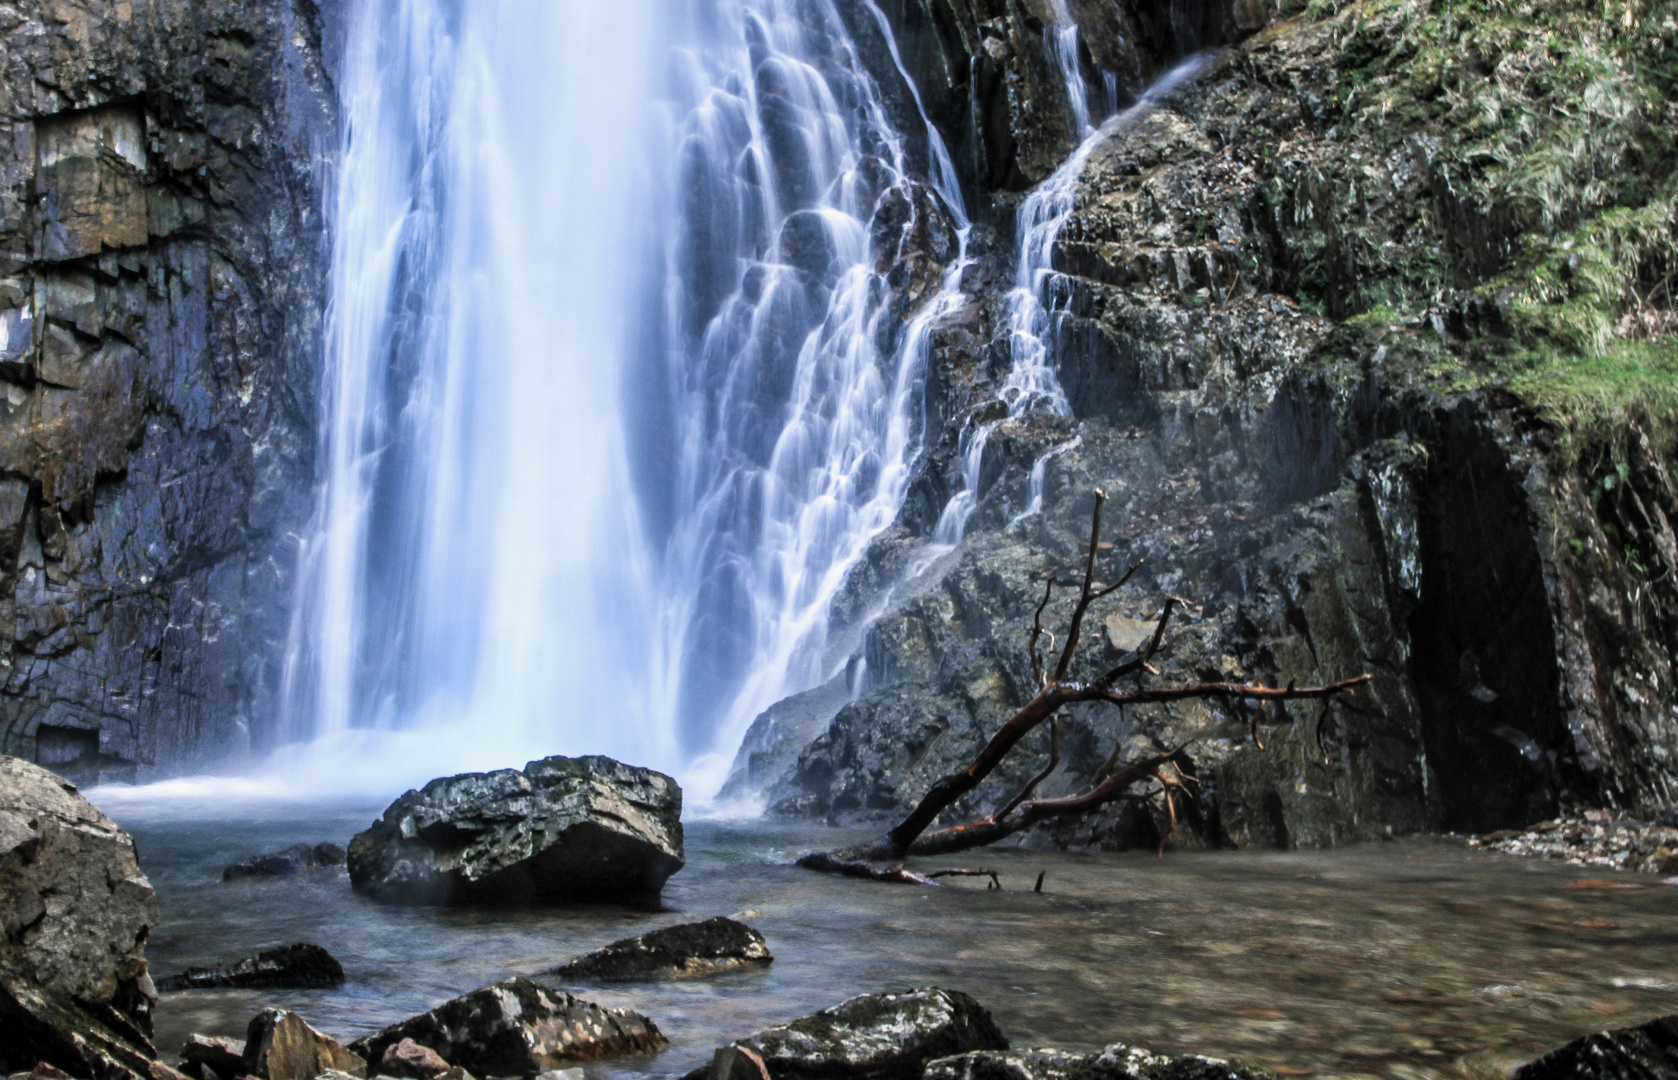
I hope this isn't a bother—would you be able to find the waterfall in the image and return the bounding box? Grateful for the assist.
[282,0,966,794]
[651,0,970,790]
[937,50,1209,541]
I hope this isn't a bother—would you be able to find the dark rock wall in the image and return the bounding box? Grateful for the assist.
[0,0,334,775]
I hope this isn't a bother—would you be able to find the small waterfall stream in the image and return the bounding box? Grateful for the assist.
[283,0,967,793]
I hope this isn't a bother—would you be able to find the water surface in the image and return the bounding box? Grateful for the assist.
[110,806,1678,1080]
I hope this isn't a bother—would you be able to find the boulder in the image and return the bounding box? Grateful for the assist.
[548,916,771,982]
[378,1040,451,1080]
[222,843,348,881]
[926,1045,1279,1080]
[681,987,1007,1080]
[156,943,345,992]
[243,1009,366,1080]
[347,756,683,906]
[179,1034,248,1079]
[1512,1015,1678,1079]
[347,977,666,1076]
[0,755,161,1077]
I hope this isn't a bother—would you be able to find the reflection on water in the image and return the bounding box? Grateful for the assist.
[108,806,1678,1080]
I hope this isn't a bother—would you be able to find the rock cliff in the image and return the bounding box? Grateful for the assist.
[748,0,1678,844]
[0,0,333,775]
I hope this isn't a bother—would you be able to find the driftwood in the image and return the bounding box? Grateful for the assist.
[798,489,1371,881]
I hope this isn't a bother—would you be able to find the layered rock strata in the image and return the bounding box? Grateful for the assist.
[0,0,334,775]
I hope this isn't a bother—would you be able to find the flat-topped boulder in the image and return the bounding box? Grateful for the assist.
[548,916,771,982]
[683,987,1007,1080]
[347,756,683,906]
[0,755,161,1078]
[348,977,666,1075]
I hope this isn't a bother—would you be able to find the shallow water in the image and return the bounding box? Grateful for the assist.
[102,801,1678,1080]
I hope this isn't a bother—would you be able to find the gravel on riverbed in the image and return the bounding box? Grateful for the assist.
[1462,810,1678,875]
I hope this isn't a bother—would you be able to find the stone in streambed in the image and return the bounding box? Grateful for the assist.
[348,977,665,1076]
[179,1034,248,1079]
[347,755,682,906]
[222,843,347,881]
[1512,1014,1678,1079]
[0,755,162,1078]
[378,1039,452,1080]
[682,987,1007,1080]
[548,916,771,982]
[243,1009,366,1080]
[156,943,344,992]
[927,1045,1280,1080]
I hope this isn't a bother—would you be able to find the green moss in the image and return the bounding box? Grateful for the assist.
[1282,0,1678,453]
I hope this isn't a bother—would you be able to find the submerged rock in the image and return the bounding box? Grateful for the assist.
[348,977,666,1076]
[0,755,162,1078]
[156,943,345,992]
[548,916,771,982]
[244,1009,366,1080]
[682,987,1007,1080]
[347,756,683,906]
[927,1045,1278,1080]
[1512,1014,1678,1079]
[222,844,348,882]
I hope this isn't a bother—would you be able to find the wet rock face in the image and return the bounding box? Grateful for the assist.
[1512,1015,1678,1080]
[347,756,684,906]
[155,942,344,992]
[548,916,772,983]
[347,977,667,1076]
[755,0,1678,850]
[683,987,1008,1080]
[0,0,334,775]
[0,754,160,1076]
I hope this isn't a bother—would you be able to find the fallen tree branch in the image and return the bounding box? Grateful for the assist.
[797,490,1373,878]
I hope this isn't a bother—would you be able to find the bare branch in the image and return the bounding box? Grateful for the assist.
[1053,489,1108,682]
[926,868,1001,889]
[995,715,1059,821]
[1098,596,1180,686]
[1028,577,1056,689]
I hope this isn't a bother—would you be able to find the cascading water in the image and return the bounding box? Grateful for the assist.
[281,0,968,795]
[935,47,1208,543]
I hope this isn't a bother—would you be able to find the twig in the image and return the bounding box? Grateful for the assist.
[926,868,1002,889]
[995,715,1060,820]
[1053,489,1108,682]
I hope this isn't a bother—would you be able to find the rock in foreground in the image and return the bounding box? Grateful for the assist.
[348,977,666,1075]
[683,987,1007,1080]
[927,1045,1277,1080]
[548,916,771,982]
[347,756,682,906]
[0,755,161,1077]
[223,843,348,881]
[245,1008,367,1080]
[157,943,345,992]
[1512,1014,1678,1079]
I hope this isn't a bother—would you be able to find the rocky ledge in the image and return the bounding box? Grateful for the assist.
[347,755,683,906]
